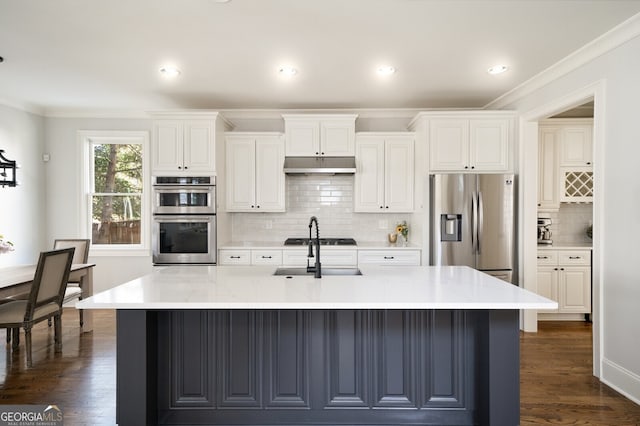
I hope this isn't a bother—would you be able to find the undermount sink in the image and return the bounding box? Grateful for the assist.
[274,267,362,276]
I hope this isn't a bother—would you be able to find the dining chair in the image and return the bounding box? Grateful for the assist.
[53,239,90,327]
[0,247,74,367]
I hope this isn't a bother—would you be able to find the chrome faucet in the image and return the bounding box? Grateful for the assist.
[306,216,321,278]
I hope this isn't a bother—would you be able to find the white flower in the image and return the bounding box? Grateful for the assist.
[0,234,14,254]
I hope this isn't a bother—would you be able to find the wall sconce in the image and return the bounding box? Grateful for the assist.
[0,150,17,187]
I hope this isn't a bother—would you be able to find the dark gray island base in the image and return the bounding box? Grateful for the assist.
[116,309,519,426]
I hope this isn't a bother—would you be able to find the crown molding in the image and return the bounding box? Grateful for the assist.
[485,12,640,109]
[44,109,151,119]
[0,98,45,116]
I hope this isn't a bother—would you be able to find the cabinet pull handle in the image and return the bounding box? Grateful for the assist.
[384,256,394,259]
[537,256,549,259]
[230,256,241,259]
[261,256,272,259]
[569,256,581,259]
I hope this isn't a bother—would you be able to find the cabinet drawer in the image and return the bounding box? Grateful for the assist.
[251,250,283,265]
[219,249,251,265]
[536,251,558,265]
[358,250,421,266]
[558,251,590,266]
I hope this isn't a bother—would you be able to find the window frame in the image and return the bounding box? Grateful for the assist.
[79,130,150,256]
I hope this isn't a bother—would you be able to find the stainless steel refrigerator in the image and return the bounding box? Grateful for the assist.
[430,173,516,283]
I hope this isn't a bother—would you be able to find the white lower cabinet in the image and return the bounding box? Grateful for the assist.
[219,249,251,265]
[357,250,421,266]
[282,249,358,267]
[537,249,591,315]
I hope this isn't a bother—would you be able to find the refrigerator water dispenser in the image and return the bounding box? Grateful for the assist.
[440,214,462,241]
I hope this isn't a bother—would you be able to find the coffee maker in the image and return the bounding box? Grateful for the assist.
[537,218,552,245]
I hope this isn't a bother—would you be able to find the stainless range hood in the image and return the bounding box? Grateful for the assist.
[283,156,356,175]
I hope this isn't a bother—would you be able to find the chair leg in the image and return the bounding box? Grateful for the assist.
[11,328,19,351]
[54,314,62,352]
[79,295,84,327]
[48,318,52,327]
[25,327,32,368]
[6,328,10,345]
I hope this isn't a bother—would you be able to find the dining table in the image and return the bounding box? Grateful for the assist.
[0,263,96,332]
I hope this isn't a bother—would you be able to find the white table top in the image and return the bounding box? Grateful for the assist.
[77,265,556,310]
[0,263,95,290]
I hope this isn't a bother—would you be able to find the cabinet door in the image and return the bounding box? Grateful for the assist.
[226,136,256,211]
[429,119,469,171]
[559,126,592,167]
[469,119,509,171]
[153,120,184,173]
[255,136,285,212]
[536,266,558,312]
[321,119,356,156]
[354,138,385,212]
[537,127,559,210]
[285,120,320,156]
[558,267,591,313]
[184,120,215,173]
[384,137,414,212]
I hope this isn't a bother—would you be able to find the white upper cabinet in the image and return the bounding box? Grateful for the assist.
[226,133,285,212]
[354,133,414,212]
[538,126,560,210]
[429,118,510,172]
[283,114,357,157]
[558,125,593,167]
[153,119,216,174]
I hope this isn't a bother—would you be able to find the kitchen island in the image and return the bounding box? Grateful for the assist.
[78,265,555,426]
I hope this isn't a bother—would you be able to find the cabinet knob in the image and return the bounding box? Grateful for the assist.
[251,205,254,208]
[464,166,469,169]
[380,206,383,209]
[184,166,188,170]
[586,162,592,165]
[315,152,319,155]
[538,203,541,206]
[178,166,182,170]
[256,205,260,208]
[471,166,475,169]
[321,152,325,155]
[554,268,559,271]
[560,268,565,271]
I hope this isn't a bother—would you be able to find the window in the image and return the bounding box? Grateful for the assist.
[80,131,149,255]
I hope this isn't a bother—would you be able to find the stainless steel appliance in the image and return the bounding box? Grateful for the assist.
[152,176,217,264]
[430,173,515,283]
[537,218,553,245]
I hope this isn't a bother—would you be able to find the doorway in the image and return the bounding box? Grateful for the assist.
[519,81,604,378]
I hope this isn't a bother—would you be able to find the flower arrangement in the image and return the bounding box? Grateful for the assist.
[395,221,409,242]
[0,234,14,254]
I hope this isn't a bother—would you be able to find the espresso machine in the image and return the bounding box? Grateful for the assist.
[537,218,553,245]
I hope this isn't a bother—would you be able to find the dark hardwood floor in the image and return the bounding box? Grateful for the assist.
[1,311,639,425]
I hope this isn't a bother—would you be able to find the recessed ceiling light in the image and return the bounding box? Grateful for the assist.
[159,66,181,78]
[279,66,298,76]
[377,65,396,75]
[488,65,508,75]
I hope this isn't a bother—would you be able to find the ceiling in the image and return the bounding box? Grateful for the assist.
[1,0,639,115]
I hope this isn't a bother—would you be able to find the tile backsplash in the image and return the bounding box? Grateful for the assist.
[540,203,593,245]
[230,175,412,243]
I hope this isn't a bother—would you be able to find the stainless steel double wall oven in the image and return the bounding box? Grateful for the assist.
[152,176,217,264]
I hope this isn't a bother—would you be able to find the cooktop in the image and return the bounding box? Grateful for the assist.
[284,238,357,246]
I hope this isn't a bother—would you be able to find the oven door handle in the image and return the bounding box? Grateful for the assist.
[153,186,215,192]
[153,215,214,223]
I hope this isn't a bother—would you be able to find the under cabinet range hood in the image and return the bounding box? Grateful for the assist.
[283,156,356,175]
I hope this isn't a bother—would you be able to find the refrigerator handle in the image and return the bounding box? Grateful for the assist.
[471,191,478,253]
[477,191,484,254]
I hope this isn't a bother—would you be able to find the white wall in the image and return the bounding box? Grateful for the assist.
[0,105,46,267]
[506,35,640,402]
[44,116,154,293]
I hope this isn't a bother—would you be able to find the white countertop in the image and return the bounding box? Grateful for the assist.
[538,243,592,250]
[77,265,555,310]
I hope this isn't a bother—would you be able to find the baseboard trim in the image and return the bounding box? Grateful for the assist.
[601,358,640,405]
[538,313,587,321]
